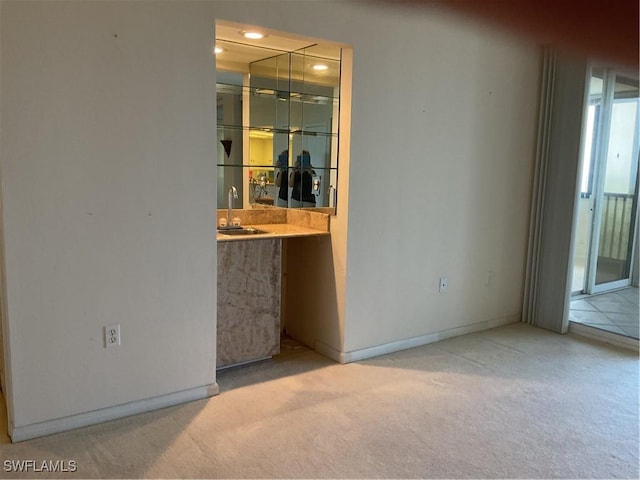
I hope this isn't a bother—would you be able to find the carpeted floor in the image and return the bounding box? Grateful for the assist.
[1,323,638,479]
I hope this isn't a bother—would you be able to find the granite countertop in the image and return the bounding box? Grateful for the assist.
[216,223,329,242]
[216,208,331,242]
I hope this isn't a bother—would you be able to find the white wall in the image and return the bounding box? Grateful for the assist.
[207,1,540,354]
[0,0,541,436]
[341,6,541,351]
[0,1,217,432]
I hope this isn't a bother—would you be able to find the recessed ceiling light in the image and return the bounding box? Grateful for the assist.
[242,31,265,40]
[312,64,328,71]
[214,46,224,54]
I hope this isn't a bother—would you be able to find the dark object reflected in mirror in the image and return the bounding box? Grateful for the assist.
[275,150,289,208]
[290,151,316,208]
[220,139,232,158]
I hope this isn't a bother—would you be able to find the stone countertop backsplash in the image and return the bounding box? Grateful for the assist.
[216,207,330,242]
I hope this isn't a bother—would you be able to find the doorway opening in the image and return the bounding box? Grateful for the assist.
[570,66,639,340]
[214,19,352,378]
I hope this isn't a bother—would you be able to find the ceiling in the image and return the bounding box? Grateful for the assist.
[215,21,342,87]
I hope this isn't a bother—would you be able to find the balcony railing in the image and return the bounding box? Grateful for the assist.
[598,192,636,261]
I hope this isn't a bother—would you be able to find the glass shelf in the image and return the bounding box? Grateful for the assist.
[218,164,338,170]
[216,124,337,138]
[217,82,339,104]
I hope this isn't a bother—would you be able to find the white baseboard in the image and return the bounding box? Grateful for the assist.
[569,322,639,352]
[315,314,520,364]
[10,382,220,443]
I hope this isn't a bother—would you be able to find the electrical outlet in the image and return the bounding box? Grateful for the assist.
[439,276,448,293]
[104,324,121,348]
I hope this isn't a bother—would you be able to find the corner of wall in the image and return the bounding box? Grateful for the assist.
[0,176,14,436]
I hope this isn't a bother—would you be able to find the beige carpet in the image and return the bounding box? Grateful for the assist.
[1,323,638,479]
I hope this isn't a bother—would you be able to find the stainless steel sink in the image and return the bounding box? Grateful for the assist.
[218,227,268,236]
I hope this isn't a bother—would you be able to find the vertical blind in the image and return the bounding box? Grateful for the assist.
[522,48,588,333]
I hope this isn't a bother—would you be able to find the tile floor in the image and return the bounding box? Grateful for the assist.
[570,287,639,339]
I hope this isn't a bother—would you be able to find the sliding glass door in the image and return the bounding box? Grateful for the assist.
[573,68,639,294]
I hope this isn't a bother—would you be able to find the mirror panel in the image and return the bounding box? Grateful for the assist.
[250,53,290,92]
[248,130,275,206]
[216,79,244,209]
[249,52,291,131]
[216,37,341,211]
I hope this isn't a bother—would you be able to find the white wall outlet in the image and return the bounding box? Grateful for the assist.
[439,276,448,293]
[104,324,121,348]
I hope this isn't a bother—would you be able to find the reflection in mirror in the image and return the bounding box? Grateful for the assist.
[216,72,244,209]
[215,30,341,212]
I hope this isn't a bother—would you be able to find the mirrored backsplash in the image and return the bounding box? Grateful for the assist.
[216,39,342,213]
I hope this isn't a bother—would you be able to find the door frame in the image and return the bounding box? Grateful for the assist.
[581,67,639,295]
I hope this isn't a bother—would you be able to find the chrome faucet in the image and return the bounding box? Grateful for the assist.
[227,186,238,228]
